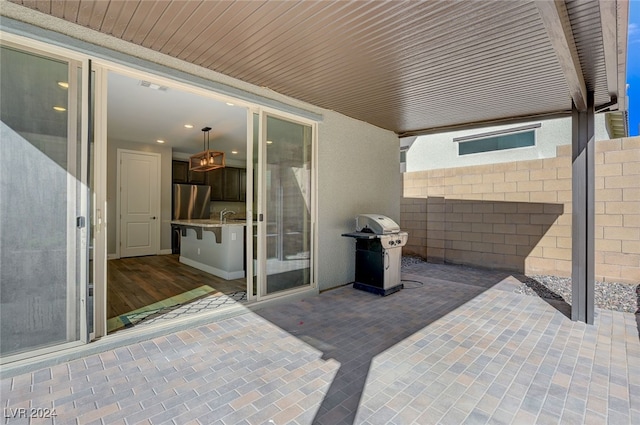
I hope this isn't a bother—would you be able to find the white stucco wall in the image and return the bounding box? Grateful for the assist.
[317,112,400,291]
[406,115,610,172]
[2,6,401,291]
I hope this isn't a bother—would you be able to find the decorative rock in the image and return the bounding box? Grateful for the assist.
[517,275,639,313]
[402,256,639,313]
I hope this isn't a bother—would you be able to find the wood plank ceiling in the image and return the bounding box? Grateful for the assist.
[7,0,628,136]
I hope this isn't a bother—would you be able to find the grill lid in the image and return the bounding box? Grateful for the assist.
[356,214,400,234]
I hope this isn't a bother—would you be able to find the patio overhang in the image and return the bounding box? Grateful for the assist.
[3,0,628,135]
[2,0,630,324]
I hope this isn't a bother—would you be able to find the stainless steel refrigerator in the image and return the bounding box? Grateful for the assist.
[173,184,211,220]
[172,184,211,253]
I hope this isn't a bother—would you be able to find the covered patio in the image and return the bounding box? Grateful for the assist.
[1,261,638,424]
[1,3,635,422]
[3,0,630,324]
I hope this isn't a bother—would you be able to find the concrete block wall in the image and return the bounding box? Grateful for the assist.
[594,137,640,283]
[401,137,640,284]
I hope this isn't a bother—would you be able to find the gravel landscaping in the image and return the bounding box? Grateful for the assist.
[517,274,639,313]
[402,256,639,313]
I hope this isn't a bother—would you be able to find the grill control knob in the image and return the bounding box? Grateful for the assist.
[397,239,402,244]
[389,240,395,246]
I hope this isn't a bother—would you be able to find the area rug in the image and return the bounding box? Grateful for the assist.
[107,286,247,333]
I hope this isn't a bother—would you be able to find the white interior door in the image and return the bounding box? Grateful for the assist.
[118,150,160,257]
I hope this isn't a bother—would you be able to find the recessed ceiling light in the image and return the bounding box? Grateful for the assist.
[53,106,66,112]
[57,81,69,89]
[226,102,234,106]
[184,124,193,129]
[231,150,238,154]
[157,140,165,144]
[266,140,273,145]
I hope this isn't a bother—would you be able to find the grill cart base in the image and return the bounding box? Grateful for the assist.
[353,281,403,296]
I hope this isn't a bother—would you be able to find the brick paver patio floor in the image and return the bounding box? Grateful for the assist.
[1,262,639,424]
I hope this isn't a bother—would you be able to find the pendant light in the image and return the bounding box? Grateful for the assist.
[189,126,225,172]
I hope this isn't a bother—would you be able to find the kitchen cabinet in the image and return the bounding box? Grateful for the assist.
[172,160,188,183]
[171,220,246,280]
[223,168,240,201]
[188,169,206,184]
[207,168,224,200]
[239,168,247,202]
[206,167,246,201]
[172,160,206,184]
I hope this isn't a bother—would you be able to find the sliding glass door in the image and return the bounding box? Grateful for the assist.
[252,113,313,297]
[0,42,90,359]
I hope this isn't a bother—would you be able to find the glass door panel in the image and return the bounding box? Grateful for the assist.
[263,115,312,295]
[0,45,87,357]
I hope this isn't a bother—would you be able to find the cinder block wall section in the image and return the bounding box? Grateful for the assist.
[401,137,640,284]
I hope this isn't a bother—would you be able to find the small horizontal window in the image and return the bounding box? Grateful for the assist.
[458,130,535,156]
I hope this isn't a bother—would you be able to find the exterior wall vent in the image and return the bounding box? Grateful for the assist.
[138,80,169,91]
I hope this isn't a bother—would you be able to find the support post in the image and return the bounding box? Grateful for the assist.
[571,91,595,324]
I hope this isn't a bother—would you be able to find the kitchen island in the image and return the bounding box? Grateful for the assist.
[170,219,245,280]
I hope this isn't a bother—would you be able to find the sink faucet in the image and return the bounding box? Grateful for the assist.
[220,209,236,223]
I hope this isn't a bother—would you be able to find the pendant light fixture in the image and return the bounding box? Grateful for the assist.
[189,126,225,172]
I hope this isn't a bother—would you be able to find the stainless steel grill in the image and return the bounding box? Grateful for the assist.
[342,214,408,296]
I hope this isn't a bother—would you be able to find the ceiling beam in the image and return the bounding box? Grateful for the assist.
[599,0,618,97]
[397,110,572,138]
[616,0,630,112]
[535,0,588,111]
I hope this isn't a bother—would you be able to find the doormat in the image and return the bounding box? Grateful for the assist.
[107,286,246,333]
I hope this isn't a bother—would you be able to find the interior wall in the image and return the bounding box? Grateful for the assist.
[210,201,246,220]
[106,139,172,256]
[317,111,401,291]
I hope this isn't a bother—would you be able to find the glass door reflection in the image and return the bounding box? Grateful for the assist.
[0,44,88,357]
[263,115,312,295]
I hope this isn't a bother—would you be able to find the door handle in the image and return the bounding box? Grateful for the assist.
[151,216,157,220]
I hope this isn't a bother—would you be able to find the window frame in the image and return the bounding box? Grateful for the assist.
[454,123,540,157]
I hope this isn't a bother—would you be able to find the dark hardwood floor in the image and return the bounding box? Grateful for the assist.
[107,254,245,319]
